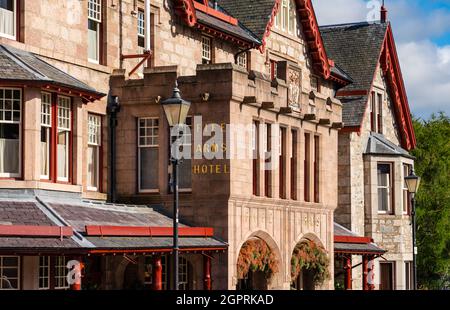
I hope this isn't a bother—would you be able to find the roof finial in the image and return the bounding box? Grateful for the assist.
[381,1,388,23]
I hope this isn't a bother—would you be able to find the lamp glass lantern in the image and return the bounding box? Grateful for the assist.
[161,82,191,127]
[405,169,421,194]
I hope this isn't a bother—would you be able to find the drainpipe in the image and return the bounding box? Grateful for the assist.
[107,94,120,203]
[145,0,151,52]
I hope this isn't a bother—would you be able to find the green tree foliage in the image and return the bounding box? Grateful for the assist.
[412,112,450,289]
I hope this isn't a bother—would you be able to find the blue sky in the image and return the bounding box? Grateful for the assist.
[312,0,450,119]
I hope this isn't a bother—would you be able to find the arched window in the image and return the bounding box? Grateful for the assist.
[275,0,298,35]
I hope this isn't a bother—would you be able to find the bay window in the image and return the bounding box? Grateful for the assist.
[0,0,16,40]
[0,256,20,290]
[88,0,102,64]
[87,114,101,191]
[378,163,393,213]
[0,88,21,178]
[57,96,71,182]
[138,118,159,192]
[402,164,411,214]
[41,92,52,179]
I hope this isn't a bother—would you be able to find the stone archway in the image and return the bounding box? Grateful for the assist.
[236,231,282,290]
[290,234,330,290]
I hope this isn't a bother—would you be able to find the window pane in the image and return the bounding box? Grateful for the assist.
[140,148,158,190]
[41,127,50,178]
[88,19,99,62]
[0,0,15,37]
[0,124,19,174]
[378,188,389,211]
[87,145,99,189]
[57,130,69,180]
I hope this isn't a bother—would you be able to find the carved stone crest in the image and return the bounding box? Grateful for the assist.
[288,69,301,111]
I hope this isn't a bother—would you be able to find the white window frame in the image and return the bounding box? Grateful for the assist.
[274,0,297,34]
[56,96,71,182]
[0,87,21,178]
[377,162,392,214]
[0,255,20,290]
[54,256,69,290]
[137,9,145,48]
[201,36,212,64]
[178,256,189,290]
[237,51,247,69]
[38,256,50,290]
[0,0,17,40]
[88,0,102,64]
[40,92,52,180]
[402,164,410,215]
[87,114,101,191]
[138,117,159,193]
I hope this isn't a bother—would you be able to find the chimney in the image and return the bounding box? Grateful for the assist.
[381,5,388,23]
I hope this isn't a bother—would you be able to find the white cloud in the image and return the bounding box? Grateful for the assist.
[312,0,450,117]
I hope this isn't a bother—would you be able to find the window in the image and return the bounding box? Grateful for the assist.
[370,91,376,132]
[379,262,396,290]
[202,36,212,64]
[178,117,192,190]
[0,256,19,290]
[138,118,159,192]
[311,76,320,93]
[0,0,16,40]
[275,0,297,34]
[54,256,69,289]
[313,135,320,203]
[0,88,21,178]
[304,133,311,202]
[41,93,52,179]
[87,114,101,191]
[178,257,190,290]
[39,256,50,290]
[57,96,71,182]
[405,261,413,290]
[378,163,393,213]
[402,164,411,214]
[144,255,168,290]
[252,121,260,196]
[377,93,383,134]
[290,129,298,200]
[88,0,102,63]
[264,123,272,198]
[237,51,248,70]
[279,127,287,199]
[138,9,145,50]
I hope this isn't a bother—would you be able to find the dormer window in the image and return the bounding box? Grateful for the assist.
[275,0,297,34]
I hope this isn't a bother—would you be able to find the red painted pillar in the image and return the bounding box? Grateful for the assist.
[362,255,369,291]
[368,256,375,290]
[344,256,352,290]
[152,255,163,290]
[70,257,82,291]
[203,255,212,290]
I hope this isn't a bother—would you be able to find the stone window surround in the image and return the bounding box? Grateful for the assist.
[364,155,414,218]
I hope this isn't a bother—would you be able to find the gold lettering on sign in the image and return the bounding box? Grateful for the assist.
[192,165,230,174]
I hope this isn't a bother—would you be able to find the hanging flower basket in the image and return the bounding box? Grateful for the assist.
[237,238,279,280]
[291,240,330,285]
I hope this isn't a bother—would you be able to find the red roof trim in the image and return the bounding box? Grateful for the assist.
[334,235,373,244]
[174,0,197,27]
[88,247,227,254]
[196,24,253,48]
[297,0,331,79]
[85,226,214,237]
[0,225,73,237]
[380,25,416,150]
[259,0,281,54]
[336,90,369,97]
[193,2,238,25]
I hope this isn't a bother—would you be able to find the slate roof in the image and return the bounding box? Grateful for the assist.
[320,22,388,92]
[0,194,227,252]
[365,132,415,159]
[0,44,104,97]
[196,10,260,44]
[340,96,368,127]
[334,222,385,255]
[217,0,275,40]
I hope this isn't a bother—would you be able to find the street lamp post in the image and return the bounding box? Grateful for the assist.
[161,82,191,291]
[405,169,421,290]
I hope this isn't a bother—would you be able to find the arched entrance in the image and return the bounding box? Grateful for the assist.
[236,237,280,290]
[290,238,330,290]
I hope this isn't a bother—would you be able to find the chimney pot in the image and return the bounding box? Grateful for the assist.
[381,6,388,23]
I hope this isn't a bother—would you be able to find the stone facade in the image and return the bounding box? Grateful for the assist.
[337,63,414,290]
